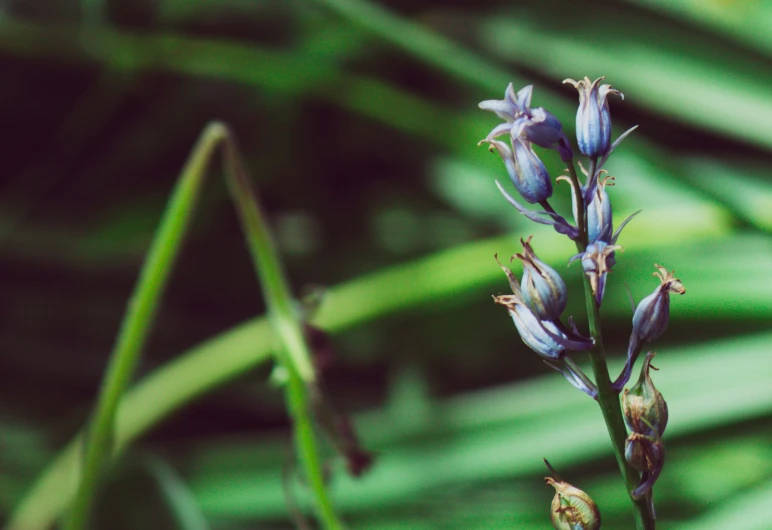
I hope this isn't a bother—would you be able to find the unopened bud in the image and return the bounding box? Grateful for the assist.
[623,351,668,437]
[517,236,568,321]
[545,475,601,530]
[563,76,623,158]
[632,264,685,342]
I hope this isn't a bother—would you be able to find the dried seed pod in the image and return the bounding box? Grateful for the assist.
[624,432,666,500]
[544,461,601,530]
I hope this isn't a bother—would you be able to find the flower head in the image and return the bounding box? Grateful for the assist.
[479,83,572,158]
[564,76,623,158]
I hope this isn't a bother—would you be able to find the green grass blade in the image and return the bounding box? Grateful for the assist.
[57,122,336,530]
[219,132,342,529]
[63,123,226,530]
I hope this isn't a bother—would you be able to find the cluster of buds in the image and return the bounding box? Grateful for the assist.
[479,76,686,525]
[623,352,668,501]
[493,238,597,398]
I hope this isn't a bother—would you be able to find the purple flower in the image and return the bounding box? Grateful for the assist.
[479,84,571,157]
[479,83,574,204]
[564,76,623,158]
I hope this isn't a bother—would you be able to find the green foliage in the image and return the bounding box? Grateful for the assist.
[2,0,771,528]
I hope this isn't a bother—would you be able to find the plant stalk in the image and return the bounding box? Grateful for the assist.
[567,159,655,530]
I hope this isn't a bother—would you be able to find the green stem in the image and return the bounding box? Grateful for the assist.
[568,159,655,530]
[63,122,340,530]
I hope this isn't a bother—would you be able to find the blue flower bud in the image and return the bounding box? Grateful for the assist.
[517,237,567,320]
[511,136,553,204]
[623,352,668,437]
[614,266,685,392]
[587,174,614,244]
[502,299,567,361]
[632,265,686,342]
[563,76,623,158]
[480,137,552,204]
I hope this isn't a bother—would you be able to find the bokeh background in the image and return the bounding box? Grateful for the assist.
[2,0,772,528]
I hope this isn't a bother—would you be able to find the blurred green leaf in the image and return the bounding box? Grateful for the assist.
[625,0,772,57]
[145,456,211,530]
[184,330,772,524]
